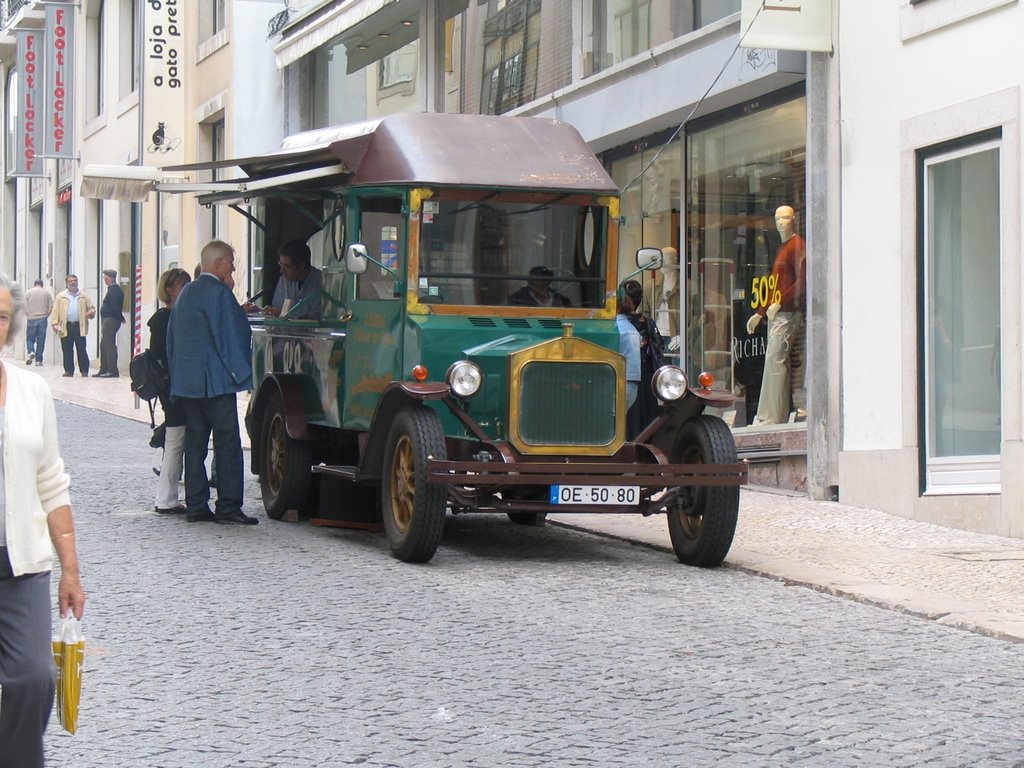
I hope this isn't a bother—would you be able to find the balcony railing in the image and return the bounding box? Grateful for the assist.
[1,0,32,30]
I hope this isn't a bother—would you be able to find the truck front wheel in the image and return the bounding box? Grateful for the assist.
[381,405,447,563]
[259,391,312,520]
[666,415,739,567]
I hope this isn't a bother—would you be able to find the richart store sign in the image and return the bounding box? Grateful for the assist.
[142,0,186,167]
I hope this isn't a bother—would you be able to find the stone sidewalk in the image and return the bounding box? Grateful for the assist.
[28,355,1024,643]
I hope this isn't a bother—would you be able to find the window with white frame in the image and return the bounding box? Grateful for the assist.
[586,0,739,76]
[118,0,139,98]
[86,1,105,118]
[920,134,1002,493]
[211,119,226,240]
[199,0,226,43]
[6,70,17,173]
[378,40,417,91]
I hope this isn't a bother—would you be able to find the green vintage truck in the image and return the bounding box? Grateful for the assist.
[190,112,746,564]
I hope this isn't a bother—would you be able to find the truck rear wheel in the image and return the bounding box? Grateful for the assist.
[381,405,447,563]
[666,415,739,567]
[259,391,312,520]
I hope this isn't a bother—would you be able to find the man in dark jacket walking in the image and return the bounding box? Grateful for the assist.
[95,269,124,377]
[167,240,257,525]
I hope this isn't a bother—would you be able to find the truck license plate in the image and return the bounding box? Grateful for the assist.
[550,485,640,505]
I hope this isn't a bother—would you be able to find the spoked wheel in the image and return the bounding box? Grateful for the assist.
[666,415,739,567]
[381,405,447,563]
[260,391,312,520]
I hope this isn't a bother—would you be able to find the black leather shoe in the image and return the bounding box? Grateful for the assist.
[186,510,217,523]
[92,372,107,377]
[155,505,186,515]
[62,372,74,377]
[215,510,259,526]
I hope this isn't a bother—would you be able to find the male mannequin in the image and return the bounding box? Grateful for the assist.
[745,205,806,425]
[656,246,682,351]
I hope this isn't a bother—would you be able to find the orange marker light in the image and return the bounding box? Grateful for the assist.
[412,365,429,382]
[697,371,714,389]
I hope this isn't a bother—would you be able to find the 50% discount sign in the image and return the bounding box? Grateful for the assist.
[750,274,782,310]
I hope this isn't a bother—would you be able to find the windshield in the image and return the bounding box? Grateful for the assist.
[418,192,609,309]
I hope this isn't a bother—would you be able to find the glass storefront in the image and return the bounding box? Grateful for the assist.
[603,90,806,432]
[686,92,806,428]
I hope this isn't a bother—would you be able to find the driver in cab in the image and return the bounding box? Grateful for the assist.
[508,265,571,308]
[244,240,323,320]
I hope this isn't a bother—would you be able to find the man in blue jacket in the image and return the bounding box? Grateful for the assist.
[167,240,257,525]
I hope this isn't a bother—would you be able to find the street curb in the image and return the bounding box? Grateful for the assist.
[548,519,1024,644]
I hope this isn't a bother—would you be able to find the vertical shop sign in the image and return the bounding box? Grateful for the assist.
[14,29,46,177]
[142,0,186,166]
[45,3,75,159]
[740,0,832,53]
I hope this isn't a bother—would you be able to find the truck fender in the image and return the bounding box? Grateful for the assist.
[248,375,312,475]
[357,381,449,482]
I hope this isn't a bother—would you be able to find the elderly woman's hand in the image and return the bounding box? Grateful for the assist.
[59,570,85,620]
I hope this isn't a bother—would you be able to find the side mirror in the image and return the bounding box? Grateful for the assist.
[345,243,368,275]
[636,247,663,271]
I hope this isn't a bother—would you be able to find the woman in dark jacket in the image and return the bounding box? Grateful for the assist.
[622,279,665,439]
[150,268,191,514]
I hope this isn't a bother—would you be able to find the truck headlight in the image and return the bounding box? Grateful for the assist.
[652,366,688,401]
[446,360,482,398]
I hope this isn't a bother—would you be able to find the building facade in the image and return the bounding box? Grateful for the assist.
[3,0,1018,539]
[0,0,284,370]
[836,0,1024,537]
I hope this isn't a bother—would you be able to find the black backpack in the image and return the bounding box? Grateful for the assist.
[129,350,168,402]
[129,350,170,433]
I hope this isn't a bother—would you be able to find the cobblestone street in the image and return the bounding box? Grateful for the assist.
[46,403,1024,767]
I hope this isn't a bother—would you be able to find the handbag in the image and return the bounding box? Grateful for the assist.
[52,614,85,734]
[150,422,167,449]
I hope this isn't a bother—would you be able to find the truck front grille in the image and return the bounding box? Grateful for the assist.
[516,361,617,447]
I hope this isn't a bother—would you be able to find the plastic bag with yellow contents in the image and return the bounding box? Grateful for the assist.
[52,614,85,734]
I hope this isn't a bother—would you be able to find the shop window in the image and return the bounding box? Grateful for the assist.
[685,93,806,429]
[609,137,681,336]
[312,38,369,129]
[920,136,1001,493]
[480,0,542,115]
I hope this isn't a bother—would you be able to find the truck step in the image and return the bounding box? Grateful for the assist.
[312,464,359,481]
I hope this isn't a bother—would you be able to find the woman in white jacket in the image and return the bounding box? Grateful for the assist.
[0,274,85,767]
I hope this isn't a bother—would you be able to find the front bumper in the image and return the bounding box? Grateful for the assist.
[425,455,748,515]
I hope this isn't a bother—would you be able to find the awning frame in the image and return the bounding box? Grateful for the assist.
[80,162,349,203]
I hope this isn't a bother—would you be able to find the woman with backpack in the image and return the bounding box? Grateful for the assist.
[149,268,191,514]
[621,279,666,440]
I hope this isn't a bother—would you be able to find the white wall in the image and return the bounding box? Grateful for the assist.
[838,1,1024,452]
[233,0,287,157]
